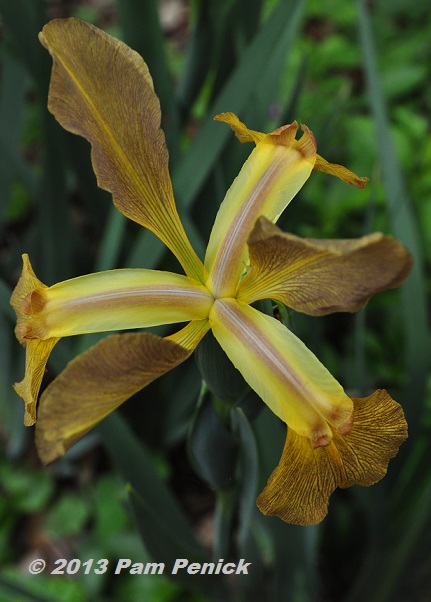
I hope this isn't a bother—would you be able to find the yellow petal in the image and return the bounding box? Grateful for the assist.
[10,254,47,345]
[35,332,192,464]
[209,298,353,446]
[166,318,211,351]
[314,153,368,188]
[10,254,212,426]
[257,390,407,525]
[14,338,59,427]
[39,19,203,281]
[17,266,213,340]
[214,112,265,144]
[238,217,413,315]
[10,254,58,424]
[205,118,316,297]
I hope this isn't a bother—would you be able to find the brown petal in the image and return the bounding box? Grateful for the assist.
[237,217,412,315]
[335,390,408,488]
[257,390,407,525]
[35,332,191,464]
[39,19,203,281]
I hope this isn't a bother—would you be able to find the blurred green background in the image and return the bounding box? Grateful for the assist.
[0,0,430,600]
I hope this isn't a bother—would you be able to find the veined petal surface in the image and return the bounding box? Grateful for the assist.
[14,338,59,426]
[257,390,407,525]
[166,318,211,351]
[209,298,353,446]
[18,266,213,340]
[205,116,316,297]
[35,332,192,464]
[39,19,203,281]
[238,217,413,315]
[314,154,369,188]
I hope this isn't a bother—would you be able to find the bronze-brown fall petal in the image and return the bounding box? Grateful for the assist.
[256,390,407,525]
[237,217,413,315]
[35,332,191,464]
[39,18,203,281]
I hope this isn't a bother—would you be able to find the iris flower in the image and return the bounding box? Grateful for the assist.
[11,19,411,526]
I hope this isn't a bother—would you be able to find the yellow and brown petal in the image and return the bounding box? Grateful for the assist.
[209,298,353,446]
[35,332,193,464]
[39,19,204,282]
[10,254,213,426]
[257,389,407,525]
[215,112,369,188]
[14,338,60,426]
[10,254,58,425]
[205,115,316,298]
[314,153,369,188]
[238,217,413,315]
[17,267,213,340]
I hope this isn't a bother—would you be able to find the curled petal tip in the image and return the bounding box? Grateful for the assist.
[214,112,264,144]
[297,124,317,160]
[14,382,36,426]
[314,153,368,188]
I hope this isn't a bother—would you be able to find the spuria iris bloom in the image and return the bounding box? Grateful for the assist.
[11,18,412,526]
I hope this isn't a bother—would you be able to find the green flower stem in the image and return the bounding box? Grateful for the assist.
[214,487,237,560]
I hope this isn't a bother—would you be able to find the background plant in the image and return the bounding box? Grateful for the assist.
[0,1,430,601]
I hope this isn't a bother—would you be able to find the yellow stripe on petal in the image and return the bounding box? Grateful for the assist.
[209,299,353,446]
[12,257,213,341]
[39,19,203,281]
[35,332,192,464]
[238,217,413,315]
[257,390,407,525]
[205,119,316,298]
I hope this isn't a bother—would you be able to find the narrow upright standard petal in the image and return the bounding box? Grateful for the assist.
[257,390,407,525]
[238,217,413,315]
[39,19,203,281]
[205,114,316,297]
[209,298,353,446]
[35,332,192,464]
